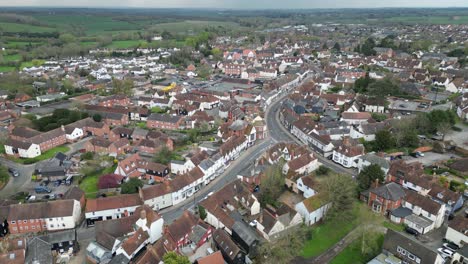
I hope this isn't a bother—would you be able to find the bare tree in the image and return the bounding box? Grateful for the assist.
[437,122,452,141]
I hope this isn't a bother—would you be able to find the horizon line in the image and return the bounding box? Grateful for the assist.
[1,6,468,10]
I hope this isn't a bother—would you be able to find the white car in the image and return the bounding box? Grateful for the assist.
[438,248,454,258]
[249,220,258,227]
[443,243,458,252]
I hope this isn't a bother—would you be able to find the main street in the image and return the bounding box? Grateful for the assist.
[160,74,353,223]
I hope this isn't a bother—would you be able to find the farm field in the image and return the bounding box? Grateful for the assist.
[0,22,56,33]
[106,40,147,49]
[152,20,242,33]
[0,66,16,72]
[33,15,148,35]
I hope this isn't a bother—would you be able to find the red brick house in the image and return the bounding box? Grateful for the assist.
[147,114,185,130]
[361,182,406,215]
[85,137,130,156]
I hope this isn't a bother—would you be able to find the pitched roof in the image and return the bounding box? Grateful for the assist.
[86,194,142,213]
[213,229,241,261]
[370,182,406,201]
[167,211,199,242]
[404,190,441,215]
[197,251,225,264]
[8,200,75,220]
[448,215,468,234]
[382,229,439,264]
[287,153,316,171]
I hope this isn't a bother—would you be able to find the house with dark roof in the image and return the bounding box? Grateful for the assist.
[147,113,185,130]
[25,237,53,264]
[428,184,464,215]
[85,194,143,226]
[445,215,468,247]
[361,182,406,215]
[213,229,245,264]
[256,203,303,241]
[368,229,444,264]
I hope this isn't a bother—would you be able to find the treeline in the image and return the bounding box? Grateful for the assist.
[28,109,89,132]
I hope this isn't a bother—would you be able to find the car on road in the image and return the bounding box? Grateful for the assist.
[8,167,19,177]
[404,227,419,236]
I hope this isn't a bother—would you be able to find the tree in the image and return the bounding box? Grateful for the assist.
[360,38,377,56]
[374,130,396,151]
[81,152,94,160]
[316,165,331,176]
[198,205,207,220]
[162,252,190,264]
[256,226,308,264]
[355,205,384,259]
[332,42,341,52]
[319,174,356,221]
[196,64,211,79]
[153,147,174,164]
[437,122,453,141]
[356,164,385,192]
[121,178,143,194]
[112,78,134,96]
[260,163,285,206]
[98,174,121,190]
[92,114,102,122]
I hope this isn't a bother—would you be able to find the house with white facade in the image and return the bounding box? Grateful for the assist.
[296,175,317,199]
[256,203,303,241]
[4,139,41,158]
[85,194,143,226]
[332,139,365,168]
[445,215,468,247]
[295,196,331,226]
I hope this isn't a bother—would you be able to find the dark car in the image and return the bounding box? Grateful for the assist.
[405,227,419,236]
[8,168,19,177]
[54,180,61,187]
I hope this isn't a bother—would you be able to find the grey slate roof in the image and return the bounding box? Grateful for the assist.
[25,237,53,264]
[382,229,439,264]
[360,153,391,170]
[390,206,412,218]
[370,182,406,201]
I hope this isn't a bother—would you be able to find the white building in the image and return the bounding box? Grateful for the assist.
[85,194,143,225]
[295,196,331,226]
[445,215,468,247]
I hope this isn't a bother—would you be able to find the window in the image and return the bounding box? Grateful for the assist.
[32,226,35,230]
[408,253,415,260]
[23,220,27,223]
[11,221,15,224]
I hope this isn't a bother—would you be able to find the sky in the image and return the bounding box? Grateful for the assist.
[1,0,468,9]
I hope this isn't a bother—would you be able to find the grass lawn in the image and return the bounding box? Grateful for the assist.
[79,165,117,198]
[330,234,384,264]
[301,205,360,258]
[0,66,16,72]
[20,59,46,70]
[3,53,22,62]
[383,221,405,232]
[7,146,70,164]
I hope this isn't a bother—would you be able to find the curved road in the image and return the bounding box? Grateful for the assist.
[161,77,352,223]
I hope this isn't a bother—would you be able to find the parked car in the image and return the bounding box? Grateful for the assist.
[443,242,459,252]
[35,185,52,194]
[438,248,454,258]
[54,180,61,187]
[8,168,19,177]
[405,227,419,236]
[249,220,258,227]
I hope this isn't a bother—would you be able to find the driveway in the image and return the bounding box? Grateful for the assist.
[404,152,457,166]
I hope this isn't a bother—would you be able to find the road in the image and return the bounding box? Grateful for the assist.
[160,73,353,223]
[0,137,91,198]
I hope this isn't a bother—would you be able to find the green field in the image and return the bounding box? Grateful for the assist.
[80,41,98,47]
[330,234,384,264]
[33,15,147,35]
[385,15,468,24]
[0,22,56,33]
[0,66,16,72]
[301,206,360,258]
[3,53,22,62]
[152,20,241,33]
[106,40,147,49]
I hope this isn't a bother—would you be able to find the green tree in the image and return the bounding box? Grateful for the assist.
[81,152,94,160]
[256,226,308,264]
[153,147,174,164]
[196,64,211,79]
[316,165,331,176]
[121,178,144,194]
[374,130,396,151]
[162,252,190,264]
[59,33,76,44]
[320,174,357,221]
[260,163,285,206]
[198,205,207,220]
[356,164,385,192]
[112,78,134,96]
[0,165,10,185]
[332,42,341,52]
[92,114,102,122]
[360,38,377,56]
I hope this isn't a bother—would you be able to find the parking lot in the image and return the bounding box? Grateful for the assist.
[403,151,458,166]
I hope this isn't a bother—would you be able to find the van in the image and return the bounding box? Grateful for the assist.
[206,247,214,255]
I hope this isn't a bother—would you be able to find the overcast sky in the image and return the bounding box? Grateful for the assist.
[1,0,467,9]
